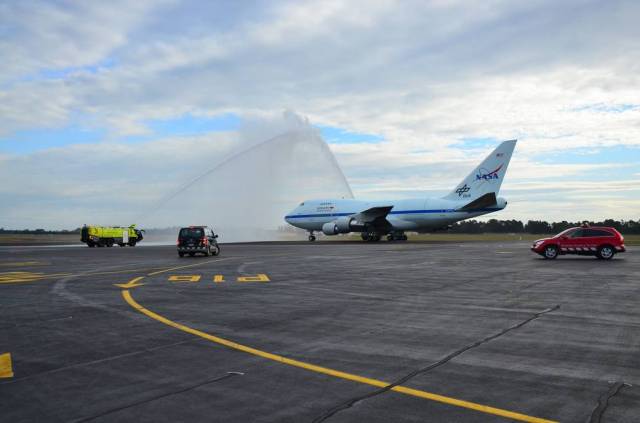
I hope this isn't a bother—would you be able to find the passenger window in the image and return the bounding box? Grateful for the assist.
[570,229,584,238]
[587,229,612,237]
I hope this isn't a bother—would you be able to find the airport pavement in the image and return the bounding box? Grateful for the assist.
[1,241,639,422]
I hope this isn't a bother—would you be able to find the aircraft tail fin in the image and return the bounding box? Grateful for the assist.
[443,140,517,202]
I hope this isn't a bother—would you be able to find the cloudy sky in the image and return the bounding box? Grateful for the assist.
[1,0,639,229]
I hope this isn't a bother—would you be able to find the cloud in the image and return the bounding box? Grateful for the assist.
[0,1,167,83]
[1,1,640,226]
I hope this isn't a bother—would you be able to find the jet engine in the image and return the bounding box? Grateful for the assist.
[322,222,339,236]
[334,216,356,233]
[322,216,358,236]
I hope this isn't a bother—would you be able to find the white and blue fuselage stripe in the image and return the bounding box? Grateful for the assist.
[284,198,506,232]
[285,207,502,219]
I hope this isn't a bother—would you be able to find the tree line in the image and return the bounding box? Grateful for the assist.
[2,219,640,235]
[449,219,640,234]
[0,228,81,234]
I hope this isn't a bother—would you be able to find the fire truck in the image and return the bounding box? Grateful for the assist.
[80,225,144,247]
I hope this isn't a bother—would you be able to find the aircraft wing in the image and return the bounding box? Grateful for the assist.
[353,206,394,223]
[457,192,497,211]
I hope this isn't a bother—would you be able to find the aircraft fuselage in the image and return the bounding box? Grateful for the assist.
[284,197,507,233]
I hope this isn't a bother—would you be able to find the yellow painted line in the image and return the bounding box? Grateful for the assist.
[0,353,14,378]
[0,272,72,284]
[0,261,45,267]
[237,273,270,283]
[0,271,43,278]
[146,257,233,276]
[169,275,201,283]
[114,277,145,289]
[121,286,556,423]
[0,258,230,286]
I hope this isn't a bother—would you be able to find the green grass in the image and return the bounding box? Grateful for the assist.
[326,233,640,245]
[622,235,640,246]
[0,233,81,245]
[325,233,540,242]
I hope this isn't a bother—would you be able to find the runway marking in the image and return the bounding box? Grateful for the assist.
[114,277,145,289]
[169,275,201,283]
[0,265,220,285]
[0,353,14,378]
[0,271,71,284]
[237,273,270,283]
[166,273,270,283]
[120,281,556,423]
[0,261,46,267]
[146,258,233,276]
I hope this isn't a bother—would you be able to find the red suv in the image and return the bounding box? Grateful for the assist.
[531,226,626,260]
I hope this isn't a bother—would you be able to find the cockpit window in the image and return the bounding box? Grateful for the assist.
[299,202,305,206]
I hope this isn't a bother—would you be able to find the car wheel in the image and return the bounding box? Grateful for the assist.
[212,245,220,256]
[178,252,184,257]
[543,245,558,259]
[597,245,615,260]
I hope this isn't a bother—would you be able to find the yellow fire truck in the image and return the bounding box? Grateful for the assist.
[80,225,144,247]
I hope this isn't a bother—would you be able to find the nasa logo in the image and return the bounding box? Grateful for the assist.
[455,184,471,197]
[475,164,503,181]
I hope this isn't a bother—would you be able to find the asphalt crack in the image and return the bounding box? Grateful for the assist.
[312,304,560,423]
[0,338,199,385]
[74,371,244,422]
[587,381,629,423]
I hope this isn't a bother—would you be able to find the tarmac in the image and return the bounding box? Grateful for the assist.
[1,241,639,422]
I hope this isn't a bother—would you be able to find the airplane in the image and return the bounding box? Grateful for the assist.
[284,140,517,241]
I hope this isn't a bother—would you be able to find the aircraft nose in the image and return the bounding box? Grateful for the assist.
[284,209,295,224]
[285,206,300,224]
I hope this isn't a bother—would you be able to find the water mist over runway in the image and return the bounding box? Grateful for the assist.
[140,123,353,242]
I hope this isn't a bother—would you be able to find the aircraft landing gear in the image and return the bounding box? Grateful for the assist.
[361,232,381,242]
[308,232,316,242]
[387,232,408,241]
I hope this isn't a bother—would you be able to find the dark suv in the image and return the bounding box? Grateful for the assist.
[177,226,220,257]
